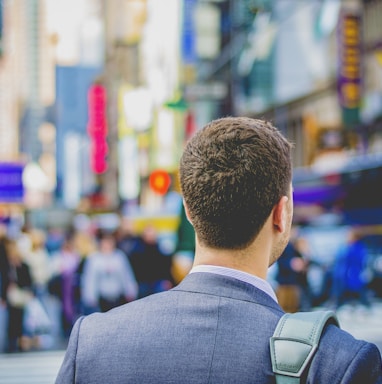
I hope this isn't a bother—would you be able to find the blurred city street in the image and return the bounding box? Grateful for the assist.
[1,0,382,382]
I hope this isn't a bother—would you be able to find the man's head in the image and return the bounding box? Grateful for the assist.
[179,116,293,252]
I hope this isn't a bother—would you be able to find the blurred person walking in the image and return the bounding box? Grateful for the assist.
[81,232,138,313]
[3,238,34,352]
[332,228,371,310]
[56,117,382,384]
[71,230,97,316]
[16,224,33,261]
[275,240,306,313]
[129,224,174,298]
[274,227,310,312]
[19,229,53,350]
[0,225,10,352]
[50,236,80,337]
[0,224,9,305]
[293,234,313,311]
[115,217,140,261]
[23,229,51,298]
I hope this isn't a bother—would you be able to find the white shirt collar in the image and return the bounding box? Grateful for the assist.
[189,264,278,303]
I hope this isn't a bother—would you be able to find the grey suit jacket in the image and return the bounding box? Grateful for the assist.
[56,272,382,383]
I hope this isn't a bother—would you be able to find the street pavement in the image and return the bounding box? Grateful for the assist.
[0,301,381,384]
[333,300,382,352]
[0,350,65,384]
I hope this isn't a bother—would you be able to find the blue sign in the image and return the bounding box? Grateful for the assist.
[55,65,102,201]
[181,0,196,64]
[0,163,24,203]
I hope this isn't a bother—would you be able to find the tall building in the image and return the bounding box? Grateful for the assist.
[0,0,28,161]
[47,0,104,210]
[0,0,57,213]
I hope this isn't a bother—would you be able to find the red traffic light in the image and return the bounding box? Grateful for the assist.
[149,170,171,195]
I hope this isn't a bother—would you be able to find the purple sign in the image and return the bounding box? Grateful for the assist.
[0,163,25,203]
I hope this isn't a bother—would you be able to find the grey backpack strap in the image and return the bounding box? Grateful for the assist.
[270,311,339,384]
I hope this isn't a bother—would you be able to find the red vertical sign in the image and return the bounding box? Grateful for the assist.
[87,84,108,174]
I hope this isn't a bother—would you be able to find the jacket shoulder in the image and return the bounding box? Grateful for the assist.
[308,324,382,383]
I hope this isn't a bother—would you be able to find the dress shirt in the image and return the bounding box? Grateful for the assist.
[189,264,278,303]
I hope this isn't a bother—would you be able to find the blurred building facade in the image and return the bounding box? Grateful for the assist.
[185,0,382,228]
[0,0,382,233]
[0,0,56,224]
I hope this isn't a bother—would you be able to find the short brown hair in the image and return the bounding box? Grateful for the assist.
[179,117,292,249]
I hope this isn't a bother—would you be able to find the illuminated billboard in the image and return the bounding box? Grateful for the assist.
[0,163,24,203]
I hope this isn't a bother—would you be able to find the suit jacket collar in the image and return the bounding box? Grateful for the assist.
[173,272,282,312]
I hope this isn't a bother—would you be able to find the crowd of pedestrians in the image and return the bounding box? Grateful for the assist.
[0,216,379,353]
[273,226,376,313]
[0,219,175,353]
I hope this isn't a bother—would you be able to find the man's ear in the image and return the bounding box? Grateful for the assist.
[272,196,289,233]
[183,201,193,225]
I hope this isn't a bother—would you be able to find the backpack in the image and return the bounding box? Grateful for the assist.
[270,310,340,384]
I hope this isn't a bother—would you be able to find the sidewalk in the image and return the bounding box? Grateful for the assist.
[320,300,382,352]
[0,350,65,384]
